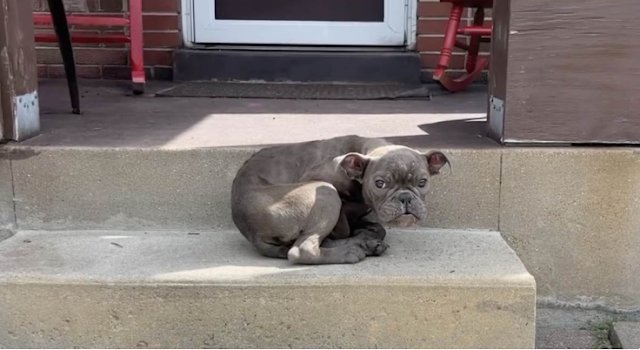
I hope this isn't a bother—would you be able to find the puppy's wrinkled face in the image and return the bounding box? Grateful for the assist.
[337,147,450,227]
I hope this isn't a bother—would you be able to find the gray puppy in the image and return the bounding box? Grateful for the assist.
[231,135,450,265]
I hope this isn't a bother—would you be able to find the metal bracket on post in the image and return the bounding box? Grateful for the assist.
[488,95,505,143]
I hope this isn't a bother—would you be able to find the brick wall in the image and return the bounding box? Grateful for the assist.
[33,0,180,80]
[33,0,489,81]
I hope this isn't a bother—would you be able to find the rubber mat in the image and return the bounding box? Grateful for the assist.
[156,82,431,101]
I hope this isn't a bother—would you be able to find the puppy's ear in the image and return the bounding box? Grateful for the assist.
[335,153,371,182]
[425,151,452,175]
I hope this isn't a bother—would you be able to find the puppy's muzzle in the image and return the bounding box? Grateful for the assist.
[397,192,413,214]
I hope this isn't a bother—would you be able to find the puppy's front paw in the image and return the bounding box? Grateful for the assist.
[343,246,367,264]
[364,239,389,256]
[354,223,386,241]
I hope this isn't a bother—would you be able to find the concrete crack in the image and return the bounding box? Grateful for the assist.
[8,158,17,236]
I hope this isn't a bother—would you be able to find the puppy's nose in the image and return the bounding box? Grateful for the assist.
[398,193,412,205]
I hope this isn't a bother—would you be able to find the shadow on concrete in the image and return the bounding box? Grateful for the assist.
[15,79,496,149]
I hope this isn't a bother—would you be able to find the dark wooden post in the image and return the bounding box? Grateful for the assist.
[0,0,40,142]
[489,0,640,145]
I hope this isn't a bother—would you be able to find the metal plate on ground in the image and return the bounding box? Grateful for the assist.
[155,82,431,101]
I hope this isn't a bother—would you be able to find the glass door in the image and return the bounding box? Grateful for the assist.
[193,0,407,46]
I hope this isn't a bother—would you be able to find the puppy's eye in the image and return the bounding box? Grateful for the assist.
[375,180,385,188]
[418,179,428,187]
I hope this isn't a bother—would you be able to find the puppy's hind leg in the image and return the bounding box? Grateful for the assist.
[285,183,386,265]
[237,181,383,265]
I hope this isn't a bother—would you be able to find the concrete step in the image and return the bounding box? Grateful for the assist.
[173,50,422,84]
[1,145,499,233]
[0,229,536,348]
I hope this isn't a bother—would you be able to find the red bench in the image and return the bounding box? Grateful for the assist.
[34,0,145,113]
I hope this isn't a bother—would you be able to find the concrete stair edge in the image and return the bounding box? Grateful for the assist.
[0,228,536,348]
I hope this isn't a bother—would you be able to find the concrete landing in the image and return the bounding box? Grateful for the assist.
[0,229,536,348]
[28,79,493,149]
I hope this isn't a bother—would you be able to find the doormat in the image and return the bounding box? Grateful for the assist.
[155,82,431,101]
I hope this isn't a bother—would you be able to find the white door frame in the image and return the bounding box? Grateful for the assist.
[181,0,417,49]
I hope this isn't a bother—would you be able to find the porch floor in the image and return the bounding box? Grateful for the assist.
[21,79,496,149]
